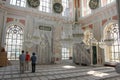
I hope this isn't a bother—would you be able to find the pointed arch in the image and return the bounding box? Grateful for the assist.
[5,22,24,60]
[103,21,120,62]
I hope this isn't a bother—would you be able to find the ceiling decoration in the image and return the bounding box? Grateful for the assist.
[53,3,63,13]
[27,0,40,8]
[89,0,99,9]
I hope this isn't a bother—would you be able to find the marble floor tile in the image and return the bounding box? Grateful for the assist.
[0,64,120,80]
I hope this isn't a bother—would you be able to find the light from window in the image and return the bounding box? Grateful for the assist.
[5,25,23,60]
[62,48,70,60]
[101,0,115,7]
[39,0,52,13]
[62,0,71,16]
[106,23,120,62]
[10,0,26,7]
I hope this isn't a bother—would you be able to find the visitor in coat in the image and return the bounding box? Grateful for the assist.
[31,52,37,73]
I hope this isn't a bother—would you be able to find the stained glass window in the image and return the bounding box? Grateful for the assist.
[5,25,23,60]
[105,23,120,62]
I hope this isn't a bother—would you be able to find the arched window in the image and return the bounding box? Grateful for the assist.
[39,0,52,13]
[10,0,26,7]
[104,23,120,62]
[111,23,120,62]
[5,25,24,60]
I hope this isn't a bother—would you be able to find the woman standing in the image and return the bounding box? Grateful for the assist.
[25,51,30,71]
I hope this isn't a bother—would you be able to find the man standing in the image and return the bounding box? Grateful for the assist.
[19,50,25,73]
[31,52,37,73]
[25,51,30,71]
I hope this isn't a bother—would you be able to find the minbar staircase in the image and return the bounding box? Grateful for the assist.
[73,43,91,66]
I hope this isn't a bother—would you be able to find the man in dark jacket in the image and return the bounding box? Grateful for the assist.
[19,50,25,73]
[31,52,37,73]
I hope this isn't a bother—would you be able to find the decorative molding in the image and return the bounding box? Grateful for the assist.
[89,0,99,9]
[81,24,93,31]
[27,0,40,8]
[0,4,73,24]
[79,2,117,25]
[82,27,86,30]
[6,17,13,23]
[89,24,93,29]
[112,15,118,20]
[19,19,25,25]
[102,19,107,26]
[53,3,63,13]
[54,0,61,3]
